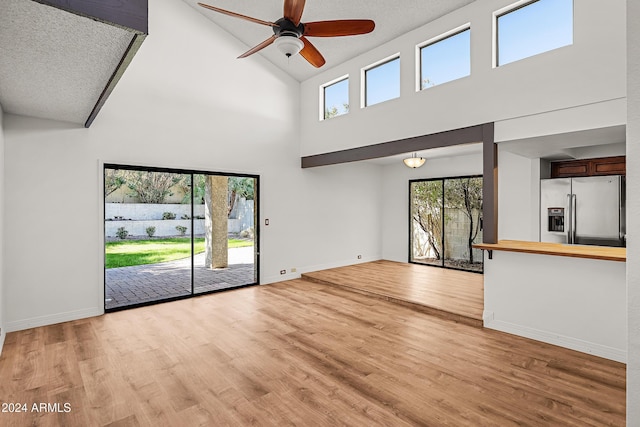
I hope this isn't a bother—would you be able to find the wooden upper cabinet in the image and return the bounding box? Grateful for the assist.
[551,156,625,178]
[551,160,589,178]
[590,156,626,176]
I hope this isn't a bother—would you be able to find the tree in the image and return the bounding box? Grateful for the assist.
[445,177,483,264]
[178,174,206,204]
[104,169,126,197]
[422,78,435,89]
[411,181,443,260]
[228,177,254,217]
[324,103,349,119]
[126,171,183,204]
[178,175,254,218]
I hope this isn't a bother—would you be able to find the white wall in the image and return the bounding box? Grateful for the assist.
[0,103,5,354]
[627,0,640,422]
[484,251,626,362]
[1,0,382,331]
[300,0,626,156]
[495,99,626,144]
[496,150,539,241]
[381,152,482,261]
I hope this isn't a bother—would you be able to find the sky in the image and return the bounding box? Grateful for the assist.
[324,78,349,117]
[365,58,400,106]
[421,29,470,88]
[323,0,573,119]
[498,0,573,66]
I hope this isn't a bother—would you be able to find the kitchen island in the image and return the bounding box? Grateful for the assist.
[474,240,626,362]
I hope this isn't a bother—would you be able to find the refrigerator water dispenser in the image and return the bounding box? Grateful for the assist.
[547,208,564,232]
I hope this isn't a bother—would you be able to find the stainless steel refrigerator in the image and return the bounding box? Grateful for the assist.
[540,175,626,247]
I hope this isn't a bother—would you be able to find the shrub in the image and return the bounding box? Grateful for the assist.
[145,226,156,238]
[162,212,176,220]
[240,227,254,239]
[181,214,190,220]
[115,227,129,239]
[175,225,187,236]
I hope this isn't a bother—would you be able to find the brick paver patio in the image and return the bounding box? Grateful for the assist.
[105,248,256,310]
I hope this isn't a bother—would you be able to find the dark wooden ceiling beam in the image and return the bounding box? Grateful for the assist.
[33,0,148,34]
[301,124,485,168]
[482,122,498,244]
[84,34,145,128]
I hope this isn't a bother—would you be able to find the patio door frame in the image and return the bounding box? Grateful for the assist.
[103,163,260,312]
[408,174,483,274]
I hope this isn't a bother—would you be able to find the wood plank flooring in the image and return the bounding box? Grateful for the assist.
[303,260,484,327]
[0,279,625,426]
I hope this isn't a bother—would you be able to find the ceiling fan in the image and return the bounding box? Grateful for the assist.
[197,0,375,68]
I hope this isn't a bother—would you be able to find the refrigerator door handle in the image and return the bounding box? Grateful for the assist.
[566,193,573,244]
[571,194,577,245]
[619,177,625,243]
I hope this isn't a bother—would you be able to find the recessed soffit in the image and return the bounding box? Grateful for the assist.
[0,0,147,127]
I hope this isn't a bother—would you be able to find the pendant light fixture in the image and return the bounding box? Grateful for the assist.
[403,153,426,168]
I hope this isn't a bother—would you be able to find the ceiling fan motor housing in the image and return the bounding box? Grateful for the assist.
[273,18,304,38]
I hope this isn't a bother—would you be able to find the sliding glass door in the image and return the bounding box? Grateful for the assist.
[410,176,483,273]
[104,165,259,311]
[192,174,257,294]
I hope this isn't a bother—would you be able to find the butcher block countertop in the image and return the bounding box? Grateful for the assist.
[473,240,626,262]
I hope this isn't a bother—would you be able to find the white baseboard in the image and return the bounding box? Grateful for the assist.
[299,255,381,277]
[0,328,5,357]
[5,307,103,333]
[261,272,302,284]
[261,255,382,285]
[485,318,626,363]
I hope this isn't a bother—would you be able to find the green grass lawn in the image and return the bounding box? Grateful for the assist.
[105,237,253,269]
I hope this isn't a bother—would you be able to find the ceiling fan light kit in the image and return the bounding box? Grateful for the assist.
[197,0,375,68]
[275,36,304,57]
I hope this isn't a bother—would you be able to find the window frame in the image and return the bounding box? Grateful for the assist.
[360,53,401,108]
[415,23,471,92]
[319,74,350,121]
[493,0,574,68]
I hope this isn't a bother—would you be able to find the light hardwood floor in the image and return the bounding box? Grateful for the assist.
[0,278,625,426]
[303,260,484,327]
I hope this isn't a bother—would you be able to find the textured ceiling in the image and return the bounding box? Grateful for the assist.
[0,0,135,125]
[183,0,477,81]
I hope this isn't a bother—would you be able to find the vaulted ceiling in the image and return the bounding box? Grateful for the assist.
[183,0,477,81]
[0,0,477,126]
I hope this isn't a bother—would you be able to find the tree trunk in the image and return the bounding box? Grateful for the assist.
[205,176,228,269]
[468,215,475,264]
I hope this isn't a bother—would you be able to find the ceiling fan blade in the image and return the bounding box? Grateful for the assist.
[198,3,277,27]
[299,37,325,68]
[303,20,375,37]
[238,35,277,58]
[283,0,306,26]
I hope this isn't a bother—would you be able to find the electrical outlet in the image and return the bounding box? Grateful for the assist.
[357,255,362,259]
[291,268,297,273]
[280,269,286,275]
